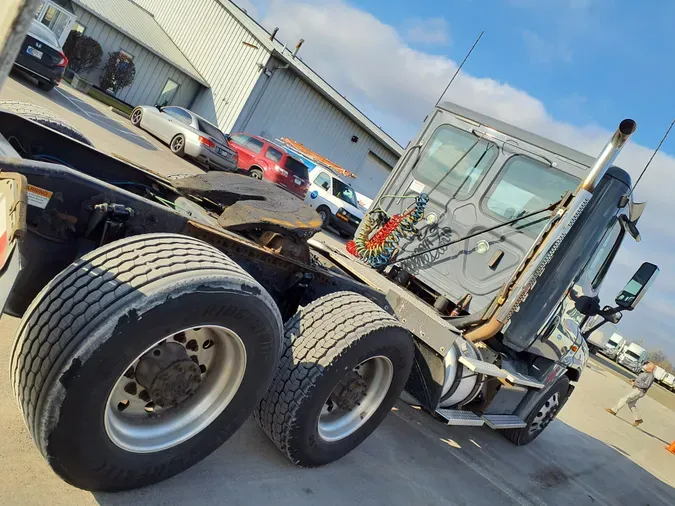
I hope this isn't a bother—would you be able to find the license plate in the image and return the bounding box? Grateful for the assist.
[26,46,43,59]
[216,147,229,157]
[294,177,302,185]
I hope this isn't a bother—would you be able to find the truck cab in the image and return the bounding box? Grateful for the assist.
[618,342,648,373]
[347,101,658,441]
[601,332,627,360]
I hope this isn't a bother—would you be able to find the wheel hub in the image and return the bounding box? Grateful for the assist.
[135,342,202,407]
[332,371,368,410]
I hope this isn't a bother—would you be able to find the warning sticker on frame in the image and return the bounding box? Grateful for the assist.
[27,184,53,209]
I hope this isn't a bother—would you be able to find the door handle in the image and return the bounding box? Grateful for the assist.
[488,249,504,270]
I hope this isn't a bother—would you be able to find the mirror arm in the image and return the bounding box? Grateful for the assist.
[580,306,623,339]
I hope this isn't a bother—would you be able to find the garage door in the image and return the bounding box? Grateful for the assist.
[353,152,393,198]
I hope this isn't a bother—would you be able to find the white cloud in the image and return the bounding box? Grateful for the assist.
[403,17,450,45]
[262,0,675,355]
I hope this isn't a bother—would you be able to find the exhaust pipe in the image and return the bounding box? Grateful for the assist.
[580,119,636,192]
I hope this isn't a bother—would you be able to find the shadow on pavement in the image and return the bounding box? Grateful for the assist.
[49,83,157,151]
[92,402,675,506]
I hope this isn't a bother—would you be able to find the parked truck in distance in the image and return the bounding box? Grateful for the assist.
[599,332,627,361]
[617,342,649,373]
[653,365,668,383]
[662,373,675,392]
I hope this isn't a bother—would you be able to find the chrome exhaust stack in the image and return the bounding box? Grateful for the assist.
[580,119,636,192]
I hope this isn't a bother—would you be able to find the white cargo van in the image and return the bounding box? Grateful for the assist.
[304,166,364,238]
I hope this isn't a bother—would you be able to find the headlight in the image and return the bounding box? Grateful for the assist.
[336,208,349,221]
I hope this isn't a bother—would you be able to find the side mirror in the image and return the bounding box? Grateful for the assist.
[154,104,162,111]
[615,262,659,310]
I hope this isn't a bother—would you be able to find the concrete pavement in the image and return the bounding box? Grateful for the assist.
[1,74,204,178]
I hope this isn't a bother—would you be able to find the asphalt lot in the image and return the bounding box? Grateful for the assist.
[2,73,203,178]
[0,77,674,505]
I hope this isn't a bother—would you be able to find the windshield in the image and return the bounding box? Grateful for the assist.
[413,124,498,199]
[626,350,641,360]
[284,157,309,179]
[484,155,579,237]
[197,119,227,143]
[333,179,359,207]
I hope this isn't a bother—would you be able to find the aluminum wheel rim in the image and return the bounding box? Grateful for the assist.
[172,136,184,152]
[529,392,560,435]
[131,109,142,124]
[250,171,262,179]
[318,356,393,442]
[104,326,247,453]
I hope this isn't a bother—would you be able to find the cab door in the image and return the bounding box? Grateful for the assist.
[374,111,584,310]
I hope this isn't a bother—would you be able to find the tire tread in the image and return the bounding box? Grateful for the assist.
[255,291,404,464]
[0,100,92,145]
[10,234,258,440]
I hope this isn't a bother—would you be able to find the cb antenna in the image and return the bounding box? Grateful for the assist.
[435,31,484,107]
[630,118,675,198]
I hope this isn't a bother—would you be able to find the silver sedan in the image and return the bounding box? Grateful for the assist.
[130,105,238,171]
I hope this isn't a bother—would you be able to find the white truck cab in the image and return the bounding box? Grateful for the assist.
[617,342,648,373]
[304,166,364,238]
[600,332,627,361]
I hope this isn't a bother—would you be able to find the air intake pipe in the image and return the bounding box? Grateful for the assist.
[465,118,637,343]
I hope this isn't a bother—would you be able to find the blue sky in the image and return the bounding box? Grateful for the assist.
[239,0,675,359]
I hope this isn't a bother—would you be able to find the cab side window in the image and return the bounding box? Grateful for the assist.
[313,172,331,191]
[585,220,624,289]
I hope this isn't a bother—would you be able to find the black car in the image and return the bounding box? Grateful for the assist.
[13,20,67,91]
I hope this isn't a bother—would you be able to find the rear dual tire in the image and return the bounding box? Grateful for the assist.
[256,292,414,467]
[10,234,282,491]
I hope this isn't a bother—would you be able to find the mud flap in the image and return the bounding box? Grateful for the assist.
[0,173,27,313]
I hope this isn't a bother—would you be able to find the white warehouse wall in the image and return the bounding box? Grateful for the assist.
[234,61,398,187]
[73,6,201,107]
[134,0,271,130]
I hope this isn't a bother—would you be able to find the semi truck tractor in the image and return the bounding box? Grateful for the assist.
[600,332,627,360]
[0,2,660,492]
[617,342,649,373]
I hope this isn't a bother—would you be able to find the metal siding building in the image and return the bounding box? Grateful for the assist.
[134,0,272,130]
[134,0,403,198]
[69,0,206,107]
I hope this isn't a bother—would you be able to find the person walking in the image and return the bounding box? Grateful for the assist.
[605,362,656,427]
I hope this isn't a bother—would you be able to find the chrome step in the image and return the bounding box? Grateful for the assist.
[482,414,527,429]
[459,356,508,379]
[505,371,545,389]
[436,408,485,427]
